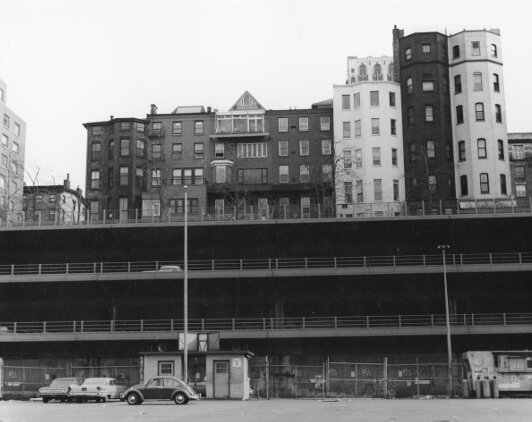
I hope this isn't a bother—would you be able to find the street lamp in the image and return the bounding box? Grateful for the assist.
[437,244,453,396]
[183,185,188,383]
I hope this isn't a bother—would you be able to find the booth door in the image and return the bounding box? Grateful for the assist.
[213,360,230,398]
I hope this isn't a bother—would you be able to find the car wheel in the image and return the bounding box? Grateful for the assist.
[126,392,141,405]
[173,392,188,405]
[42,397,49,403]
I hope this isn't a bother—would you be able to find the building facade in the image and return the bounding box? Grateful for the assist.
[23,174,85,224]
[508,133,532,200]
[0,78,26,224]
[334,57,405,217]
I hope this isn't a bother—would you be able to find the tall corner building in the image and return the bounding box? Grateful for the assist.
[333,56,405,217]
[394,26,511,204]
[0,78,26,223]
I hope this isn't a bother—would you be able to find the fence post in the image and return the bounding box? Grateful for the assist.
[325,358,329,398]
[295,365,298,399]
[383,357,388,398]
[265,355,270,401]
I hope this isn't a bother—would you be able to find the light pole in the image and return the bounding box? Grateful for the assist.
[183,185,188,383]
[438,244,453,396]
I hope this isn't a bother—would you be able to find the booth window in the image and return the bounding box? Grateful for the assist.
[158,361,174,376]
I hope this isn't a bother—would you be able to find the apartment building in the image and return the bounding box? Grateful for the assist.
[0,78,26,223]
[334,56,405,217]
[508,133,532,200]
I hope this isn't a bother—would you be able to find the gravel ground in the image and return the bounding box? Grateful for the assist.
[1,397,532,422]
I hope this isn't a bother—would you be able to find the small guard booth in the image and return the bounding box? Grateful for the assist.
[139,332,253,400]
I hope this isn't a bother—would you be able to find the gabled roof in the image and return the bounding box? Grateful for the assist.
[229,91,264,111]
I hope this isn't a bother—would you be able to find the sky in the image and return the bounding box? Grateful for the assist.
[1,0,530,191]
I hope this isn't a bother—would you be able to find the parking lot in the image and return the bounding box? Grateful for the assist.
[1,398,532,422]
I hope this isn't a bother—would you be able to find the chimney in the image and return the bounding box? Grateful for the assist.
[150,104,158,115]
[110,115,114,120]
[64,173,70,189]
[207,106,211,113]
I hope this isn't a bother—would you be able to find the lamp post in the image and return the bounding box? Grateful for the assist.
[183,185,188,383]
[438,244,453,396]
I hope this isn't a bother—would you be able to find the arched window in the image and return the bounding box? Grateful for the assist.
[359,64,367,81]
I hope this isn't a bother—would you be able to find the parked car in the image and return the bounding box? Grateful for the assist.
[38,377,84,403]
[121,376,199,405]
[69,377,127,402]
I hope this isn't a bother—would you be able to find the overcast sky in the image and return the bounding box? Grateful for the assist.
[1,0,530,190]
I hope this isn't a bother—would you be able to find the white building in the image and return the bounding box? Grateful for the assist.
[448,29,511,200]
[0,78,26,224]
[334,57,405,217]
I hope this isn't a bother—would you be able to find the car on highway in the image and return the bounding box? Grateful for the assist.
[69,377,127,402]
[38,377,84,403]
[121,376,199,405]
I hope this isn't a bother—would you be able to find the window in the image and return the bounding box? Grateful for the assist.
[194,121,204,135]
[495,104,502,123]
[370,91,379,106]
[355,149,362,167]
[374,179,383,201]
[12,142,18,154]
[320,116,330,131]
[393,180,400,201]
[471,41,481,56]
[279,165,289,183]
[409,143,417,162]
[120,122,130,131]
[91,170,100,190]
[390,119,396,135]
[460,175,468,196]
[427,140,435,158]
[344,182,353,204]
[480,173,489,193]
[493,73,500,92]
[405,47,412,60]
[299,117,309,132]
[491,44,497,57]
[425,105,434,122]
[458,141,466,161]
[371,118,380,135]
[194,143,204,159]
[183,169,192,185]
[49,194,56,203]
[3,114,10,128]
[299,140,309,156]
[136,167,144,188]
[372,147,381,166]
[500,174,507,195]
[91,142,101,160]
[498,140,504,160]
[454,75,462,94]
[452,45,460,59]
[194,168,204,185]
[354,92,360,108]
[322,164,332,182]
[422,81,434,92]
[321,140,331,155]
[392,148,398,166]
[389,92,396,107]
[474,103,485,121]
[120,138,129,156]
[120,166,129,186]
[443,77,448,93]
[136,139,144,157]
[429,175,437,194]
[214,166,229,184]
[515,166,525,182]
[172,143,182,159]
[278,118,288,132]
[407,107,414,126]
[456,105,464,124]
[136,123,145,132]
[279,140,288,156]
[473,72,483,91]
[513,145,525,160]
[237,142,268,158]
[172,121,182,135]
[406,77,413,94]
[342,95,350,110]
[151,169,161,186]
[152,143,162,159]
[354,119,361,137]
[1,154,6,167]
[14,122,20,136]
[214,142,224,159]
[1,134,7,147]
[343,150,352,169]
[342,121,351,138]
[422,43,431,53]
[477,138,487,158]
[516,184,527,197]
[356,180,363,202]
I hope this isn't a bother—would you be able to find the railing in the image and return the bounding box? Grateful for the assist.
[1,312,531,335]
[4,198,532,229]
[1,252,531,277]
